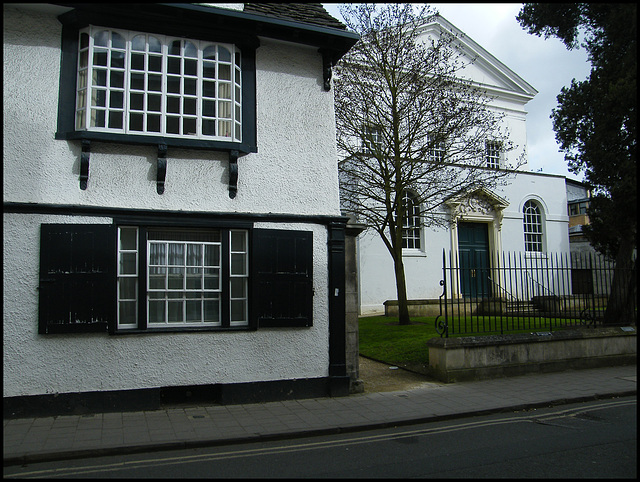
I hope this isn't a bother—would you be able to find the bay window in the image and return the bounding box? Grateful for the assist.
[76,26,242,142]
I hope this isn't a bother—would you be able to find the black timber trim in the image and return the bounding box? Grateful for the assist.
[3,377,333,419]
[327,220,349,396]
[55,7,258,155]
[156,144,167,195]
[3,202,349,227]
[54,3,359,60]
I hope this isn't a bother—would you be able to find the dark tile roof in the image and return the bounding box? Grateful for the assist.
[243,3,346,30]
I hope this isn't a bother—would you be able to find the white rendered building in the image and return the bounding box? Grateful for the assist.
[350,16,571,315]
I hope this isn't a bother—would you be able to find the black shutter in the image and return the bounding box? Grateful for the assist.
[39,224,116,334]
[253,229,313,327]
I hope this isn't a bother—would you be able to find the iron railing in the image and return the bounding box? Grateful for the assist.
[434,249,637,337]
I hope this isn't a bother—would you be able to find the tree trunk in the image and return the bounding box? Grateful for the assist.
[393,255,411,325]
[603,233,637,324]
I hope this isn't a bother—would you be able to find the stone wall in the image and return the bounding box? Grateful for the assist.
[426,326,636,383]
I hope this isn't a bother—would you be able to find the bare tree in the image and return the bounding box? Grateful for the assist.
[335,4,524,325]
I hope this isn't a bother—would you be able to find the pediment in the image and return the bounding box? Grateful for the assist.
[417,15,537,101]
[445,187,509,214]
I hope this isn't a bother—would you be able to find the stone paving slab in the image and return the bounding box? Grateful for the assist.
[3,364,636,466]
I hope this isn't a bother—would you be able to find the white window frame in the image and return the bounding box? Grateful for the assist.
[401,190,422,251]
[523,200,544,253]
[76,26,242,142]
[116,227,249,330]
[362,125,381,154]
[485,140,502,169]
[428,135,446,163]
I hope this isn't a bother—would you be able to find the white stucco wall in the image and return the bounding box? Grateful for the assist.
[358,172,570,314]
[3,6,341,216]
[3,5,341,398]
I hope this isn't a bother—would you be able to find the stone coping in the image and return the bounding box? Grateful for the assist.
[426,326,636,348]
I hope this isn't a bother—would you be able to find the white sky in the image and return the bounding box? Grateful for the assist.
[323,3,591,181]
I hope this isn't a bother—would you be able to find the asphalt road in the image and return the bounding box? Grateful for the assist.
[4,396,636,479]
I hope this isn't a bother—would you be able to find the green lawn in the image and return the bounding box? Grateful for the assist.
[358,315,582,369]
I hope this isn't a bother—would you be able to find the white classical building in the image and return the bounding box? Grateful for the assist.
[3,3,358,417]
[352,16,571,315]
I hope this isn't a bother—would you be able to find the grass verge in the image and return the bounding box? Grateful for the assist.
[358,315,581,372]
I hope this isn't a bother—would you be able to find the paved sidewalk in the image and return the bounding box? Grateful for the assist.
[4,364,636,466]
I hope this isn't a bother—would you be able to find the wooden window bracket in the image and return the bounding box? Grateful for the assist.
[80,139,90,190]
[229,149,239,198]
[157,143,167,194]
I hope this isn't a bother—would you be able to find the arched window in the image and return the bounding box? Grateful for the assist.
[523,200,543,252]
[402,191,421,249]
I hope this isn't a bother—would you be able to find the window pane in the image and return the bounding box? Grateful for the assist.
[110,70,124,89]
[167,267,184,290]
[219,64,231,81]
[80,32,89,50]
[167,116,180,134]
[203,81,216,98]
[168,301,183,322]
[149,267,166,289]
[184,59,197,76]
[94,30,109,47]
[204,268,219,290]
[148,74,161,92]
[130,113,143,131]
[148,55,162,72]
[186,300,202,322]
[120,227,137,250]
[120,252,137,275]
[169,40,181,56]
[184,78,196,95]
[79,50,88,69]
[130,93,143,110]
[204,245,220,266]
[93,69,107,87]
[203,62,216,79]
[168,243,184,265]
[230,278,246,298]
[148,300,165,323]
[119,301,137,325]
[231,253,246,275]
[203,100,216,117]
[183,118,196,135]
[109,111,123,129]
[167,57,181,75]
[231,300,246,322]
[167,96,180,114]
[131,53,145,70]
[167,76,180,94]
[148,94,161,112]
[91,109,105,127]
[184,98,196,116]
[130,73,144,90]
[219,120,231,137]
[218,46,231,62]
[203,46,216,61]
[112,32,125,50]
[202,119,216,136]
[119,278,137,299]
[203,299,220,322]
[92,89,106,107]
[184,41,197,58]
[148,36,161,53]
[231,231,246,251]
[147,114,161,132]
[186,273,202,290]
[132,35,145,52]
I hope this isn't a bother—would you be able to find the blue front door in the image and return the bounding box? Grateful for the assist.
[458,222,491,298]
